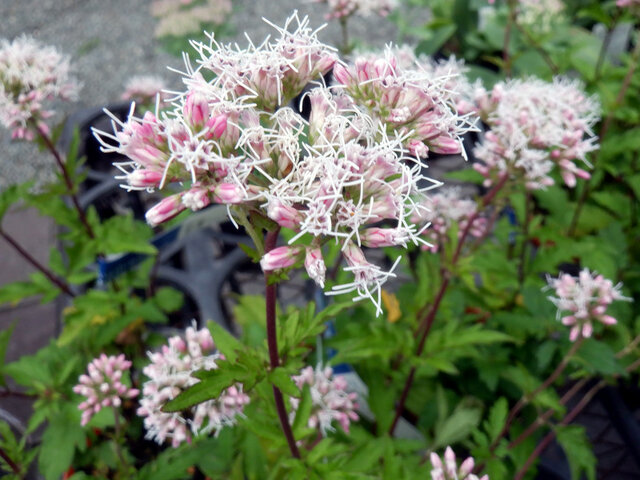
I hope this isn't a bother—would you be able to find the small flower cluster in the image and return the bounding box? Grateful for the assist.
[290,365,359,435]
[73,354,139,426]
[137,325,249,447]
[472,77,600,190]
[314,0,397,20]
[95,15,474,314]
[333,46,473,159]
[0,35,79,140]
[617,0,640,8]
[430,447,489,480]
[415,187,486,252]
[121,75,167,108]
[151,0,232,38]
[547,269,631,342]
[517,0,565,33]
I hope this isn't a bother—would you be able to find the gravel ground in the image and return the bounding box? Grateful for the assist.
[0,0,430,189]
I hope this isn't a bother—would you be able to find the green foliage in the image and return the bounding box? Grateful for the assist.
[556,425,597,480]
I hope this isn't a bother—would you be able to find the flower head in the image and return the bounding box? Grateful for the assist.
[314,0,397,20]
[547,269,631,342]
[472,77,599,190]
[73,354,139,426]
[121,75,167,107]
[0,35,79,140]
[415,187,486,252]
[137,325,249,447]
[290,365,359,435]
[430,447,489,480]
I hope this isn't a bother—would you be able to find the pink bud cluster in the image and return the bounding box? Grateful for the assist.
[290,365,359,435]
[151,0,232,38]
[415,187,487,252]
[430,447,488,480]
[73,354,139,427]
[121,75,167,107]
[94,14,476,314]
[137,325,250,447]
[547,269,631,342]
[333,47,474,158]
[472,78,599,190]
[0,35,79,140]
[314,0,397,20]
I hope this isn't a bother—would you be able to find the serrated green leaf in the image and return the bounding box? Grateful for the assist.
[208,321,242,363]
[433,405,482,449]
[556,425,596,480]
[575,338,626,375]
[267,367,299,397]
[484,397,508,442]
[292,384,313,437]
[0,323,16,387]
[154,286,184,313]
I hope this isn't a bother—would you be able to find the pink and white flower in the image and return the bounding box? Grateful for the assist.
[290,365,359,435]
[547,269,631,342]
[137,325,250,447]
[472,77,599,190]
[430,447,489,480]
[73,354,139,426]
[0,36,79,140]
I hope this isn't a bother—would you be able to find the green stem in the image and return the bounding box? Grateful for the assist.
[112,407,128,472]
[339,17,351,56]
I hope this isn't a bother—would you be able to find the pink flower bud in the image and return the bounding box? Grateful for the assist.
[267,199,303,230]
[260,246,304,271]
[127,169,164,188]
[211,183,245,204]
[184,92,210,128]
[146,193,186,226]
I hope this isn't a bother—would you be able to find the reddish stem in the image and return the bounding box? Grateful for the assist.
[0,447,21,475]
[264,228,300,459]
[34,124,95,240]
[0,229,74,297]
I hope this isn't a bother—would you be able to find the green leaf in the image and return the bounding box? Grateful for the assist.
[292,384,313,437]
[164,362,256,412]
[208,321,242,363]
[154,287,184,313]
[415,24,457,56]
[433,405,482,449]
[444,168,485,184]
[0,323,16,387]
[556,425,596,480]
[484,397,508,442]
[575,339,626,376]
[0,182,32,221]
[38,405,85,480]
[267,367,299,397]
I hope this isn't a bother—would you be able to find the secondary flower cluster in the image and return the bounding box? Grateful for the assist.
[547,269,630,342]
[94,14,473,314]
[290,365,359,435]
[137,325,249,447]
[415,187,486,252]
[73,354,139,426]
[0,35,79,140]
[430,447,489,480]
[314,0,397,20]
[121,75,168,108]
[151,0,232,37]
[472,77,600,190]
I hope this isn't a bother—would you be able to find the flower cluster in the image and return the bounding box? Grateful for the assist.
[73,354,139,426]
[472,77,600,190]
[430,447,489,480]
[290,365,359,435]
[137,325,249,447]
[415,187,486,252]
[0,35,79,140]
[517,0,565,33]
[94,14,473,314]
[121,75,167,107]
[547,269,631,342]
[151,0,232,38]
[314,0,397,20]
[333,47,473,158]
